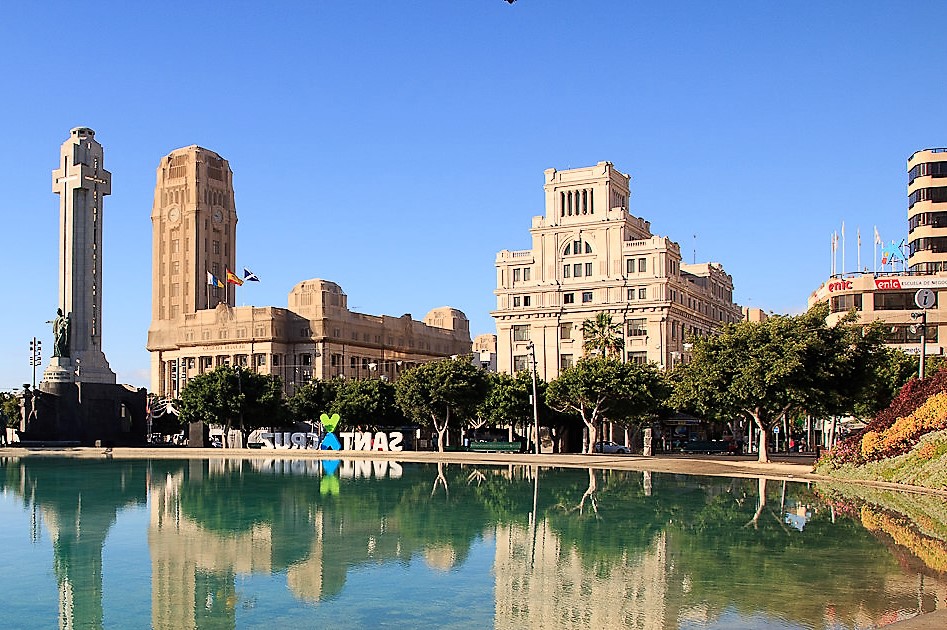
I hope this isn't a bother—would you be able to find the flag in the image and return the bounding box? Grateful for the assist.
[207,271,224,288]
[874,226,882,245]
[244,267,260,282]
[226,269,244,285]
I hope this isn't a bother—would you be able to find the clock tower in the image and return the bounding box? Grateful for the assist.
[148,145,237,324]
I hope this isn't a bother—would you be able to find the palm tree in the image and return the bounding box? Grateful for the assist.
[581,312,624,358]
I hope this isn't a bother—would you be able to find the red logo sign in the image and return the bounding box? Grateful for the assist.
[874,278,902,290]
[828,280,852,292]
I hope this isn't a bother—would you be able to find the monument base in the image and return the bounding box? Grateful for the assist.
[42,357,76,385]
[21,381,147,447]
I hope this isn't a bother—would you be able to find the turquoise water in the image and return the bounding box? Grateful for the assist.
[0,456,942,629]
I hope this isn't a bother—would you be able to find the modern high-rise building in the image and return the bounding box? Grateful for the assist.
[908,148,947,273]
[492,162,742,381]
[808,148,947,360]
[146,146,472,399]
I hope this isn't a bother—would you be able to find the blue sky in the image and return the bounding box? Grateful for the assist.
[2,1,944,391]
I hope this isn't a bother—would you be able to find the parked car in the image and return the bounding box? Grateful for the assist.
[593,440,630,454]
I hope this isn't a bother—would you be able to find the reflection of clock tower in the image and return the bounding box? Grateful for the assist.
[147,146,237,392]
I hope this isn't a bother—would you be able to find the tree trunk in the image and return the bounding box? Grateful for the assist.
[752,412,770,463]
[584,419,597,454]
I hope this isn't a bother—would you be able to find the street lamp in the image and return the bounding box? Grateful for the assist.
[525,341,540,454]
[911,311,928,379]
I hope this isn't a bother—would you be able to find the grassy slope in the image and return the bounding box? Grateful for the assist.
[815,429,947,491]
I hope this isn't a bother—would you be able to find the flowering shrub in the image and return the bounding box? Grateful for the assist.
[830,367,947,465]
[858,392,947,463]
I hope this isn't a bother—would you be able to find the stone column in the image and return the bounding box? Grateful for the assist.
[45,128,116,386]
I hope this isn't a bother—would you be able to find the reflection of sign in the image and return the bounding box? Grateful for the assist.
[259,431,404,451]
[916,289,937,309]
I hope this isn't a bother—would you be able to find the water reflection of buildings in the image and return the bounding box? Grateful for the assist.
[495,522,668,630]
[5,457,149,630]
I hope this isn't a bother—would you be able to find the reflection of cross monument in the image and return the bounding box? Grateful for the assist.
[43,126,116,386]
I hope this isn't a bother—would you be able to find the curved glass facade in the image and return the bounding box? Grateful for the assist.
[908,160,947,184]
[908,186,947,209]
[908,211,947,233]
[909,236,947,256]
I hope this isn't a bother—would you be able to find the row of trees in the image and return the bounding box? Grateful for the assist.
[173,302,914,462]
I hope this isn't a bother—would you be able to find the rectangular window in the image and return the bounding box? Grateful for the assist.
[830,294,863,313]
[523,268,531,281]
[585,262,592,277]
[171,261,180,274]
[272,355,280,366]
[513,355,529,372]
[513,296,521,307]
[523,295,531,307]
[582,291,593,303]
[626,258,635,274]
[254,354,266,366]
[171,239,180,254]
[638,258,647,273]
[350,356,358,370]
[213,240,220,255]
[573,263,582,277]
[639,287,647,300]
[513,325,530,341]
[628,288,636,301]
[873,291,921,311]
[563,265,571,278]
[628,318,647,336]
[563,293,575,304]
[628,351,648,365]
[301,354,312,366]
[560,354,574,370]
[513,268,521,282]
[561,322,572,340]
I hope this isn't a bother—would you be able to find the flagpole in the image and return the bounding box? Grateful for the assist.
[857,227,861,272]
[841,221,846,275]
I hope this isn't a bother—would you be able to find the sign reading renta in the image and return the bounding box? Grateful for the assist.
[259,430,404,451]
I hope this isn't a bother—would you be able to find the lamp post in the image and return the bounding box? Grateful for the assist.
[911,310,928,380]
[29,338,42,388]
[525,341,540,454]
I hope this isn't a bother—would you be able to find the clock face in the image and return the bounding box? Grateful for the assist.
[168,207,180,223]
[212,209,223,224]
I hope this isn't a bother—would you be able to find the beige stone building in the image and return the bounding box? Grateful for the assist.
[808,148,947,357]
[492,162,742,381]
[146,146,471,398]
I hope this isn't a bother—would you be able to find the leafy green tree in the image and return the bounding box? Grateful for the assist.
[179,366,287,445]
[477,371,547,439]
[287,378,340,424]
[672,303,889,462]
[581,312,624,358]
[546,357,668,453]
[1,391,20,429]
[331,378,404,429]
[394,355,489,451]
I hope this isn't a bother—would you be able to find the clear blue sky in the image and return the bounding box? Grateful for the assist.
[2,1,944,391]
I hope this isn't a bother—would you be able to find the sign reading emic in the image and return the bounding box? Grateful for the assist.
[259,412,404,452]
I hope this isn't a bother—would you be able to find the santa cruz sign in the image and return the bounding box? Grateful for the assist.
[259,412,405,452]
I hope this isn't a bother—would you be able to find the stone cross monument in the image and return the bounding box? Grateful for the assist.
[42,127,116,386]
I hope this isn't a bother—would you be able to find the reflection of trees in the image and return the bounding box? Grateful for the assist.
[0,456,157,630]
[2,457,942,630]
[665,477,938,628]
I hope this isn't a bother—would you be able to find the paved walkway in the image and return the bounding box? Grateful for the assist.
[0,445,819,479]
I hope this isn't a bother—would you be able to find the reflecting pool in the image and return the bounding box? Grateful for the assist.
[0,456,944,629]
